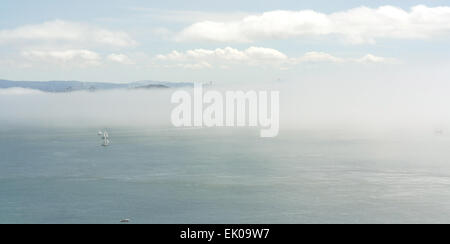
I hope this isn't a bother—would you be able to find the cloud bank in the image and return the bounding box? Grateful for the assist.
[177,5,450,44]
[0,20,137,47]
[1,79,450,133]
[155,47,395,69]
[22,49,102,66]
[107,53,135,65]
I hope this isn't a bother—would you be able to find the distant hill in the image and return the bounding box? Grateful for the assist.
[0,79,193,93]
[131,80,193,88]
[134,84,170,89]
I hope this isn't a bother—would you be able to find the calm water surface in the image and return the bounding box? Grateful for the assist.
[1,127,450,223]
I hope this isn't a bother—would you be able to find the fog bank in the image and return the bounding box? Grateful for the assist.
[1,78,450,134]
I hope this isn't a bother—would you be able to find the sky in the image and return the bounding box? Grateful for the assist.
[1,0,450,83]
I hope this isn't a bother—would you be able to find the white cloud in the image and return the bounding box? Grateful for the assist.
[156,47,288,68]
[355,54,397,64]
[0,20,137,47]
[177,5,450,44]
[155,47,395,69]
[297,52,344,63]
[22,49,102,66]
[178,62,213,69]
[107,53,134,64]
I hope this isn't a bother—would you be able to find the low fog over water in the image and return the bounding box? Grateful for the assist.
[1,77,449,135]
[0,88,175,128]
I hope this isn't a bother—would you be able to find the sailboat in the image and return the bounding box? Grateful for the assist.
[100,130,111,147]
[102,137,111,147]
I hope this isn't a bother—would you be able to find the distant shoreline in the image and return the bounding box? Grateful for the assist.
[0,79,193,93]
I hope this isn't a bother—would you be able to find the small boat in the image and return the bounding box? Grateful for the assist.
[101,130,111,146]
[102,138,111,147]
[120,219,130,223]
[99,130,111,146]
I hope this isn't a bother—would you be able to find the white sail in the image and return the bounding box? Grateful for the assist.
[102,138,110,147]
[100,130,111,146]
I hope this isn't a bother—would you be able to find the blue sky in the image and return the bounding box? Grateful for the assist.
[1,0,450,83]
